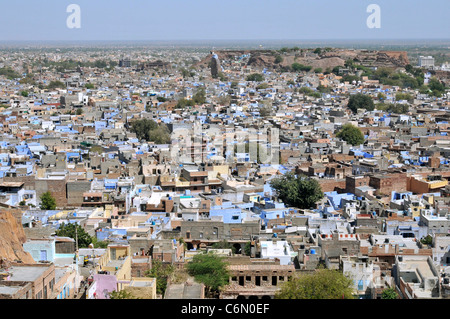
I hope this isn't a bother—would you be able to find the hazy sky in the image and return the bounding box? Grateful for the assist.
[0,0,448,42]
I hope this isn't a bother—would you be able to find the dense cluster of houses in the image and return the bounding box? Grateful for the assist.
[0,46,449,300]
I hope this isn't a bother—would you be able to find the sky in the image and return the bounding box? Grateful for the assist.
[0,0,448,42]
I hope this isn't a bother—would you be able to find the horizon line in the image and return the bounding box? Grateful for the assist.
[1,38,449,43]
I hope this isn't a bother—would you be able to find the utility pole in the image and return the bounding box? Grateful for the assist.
[75,223,79,252]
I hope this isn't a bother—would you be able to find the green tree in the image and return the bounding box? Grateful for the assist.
[345,59,355,68]
[147,125,171,144]
[180,68,191,78]
[347,93,374,113]
[0,67,20,80]
[381,287,398,299]
[298,87,314,95]
[84,83,95,89]
[130,118,157,140]
[336,123,365,146]
[20,91,29,97]
[259,103,273,117]
[269,172,324,209]
[130,118,170,144]
[75,108,83,115]
[314,68,323,73]
[175,98,195,109]
[192,88,206,105]
[420,234,433,246]
[291,63,312,72]
[256,83,269,90]
[46,80,66,90]
[274,55,283,64]
[89,145,104,155]
[371,67,420,89]
[146,260,175,296]
[376,103,409,114]
[217,95,231,106]
[243,242,252,256]
[395,92,413,103]
[186,252,230,297]
[317,85,332,93]
[246,73,264,82]
[40,191,56,210]
[109,289,140,299]
[377,92,386,100]
[55,223,93,248]
[275,269,354,299]
[91,237,109,248]
[218,72,228,82]
[428,77,446,97]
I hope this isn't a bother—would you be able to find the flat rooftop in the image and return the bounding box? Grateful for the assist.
[129,278,155,288]
[164,282,204,299]
[399,258,435,279]
[0,285,24,295]
[7,265,50,282]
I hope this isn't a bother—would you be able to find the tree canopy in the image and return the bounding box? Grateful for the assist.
[109,289,140,299]
[376,103,409,114]
[246,73,264,82]
[145,260,175,296]
[46,80,66,90]
[186,252,229,297]
[176,88,206,108]
[275,269,354,299]
[427,77,446,97]
[55,223,93,248]
[347,93,375,113]
[381,287,398,299]
[130,118,170,144]
[291,63,312,72]
[40,191,56,210]
[336,123,365,146]
[269,172,324,209]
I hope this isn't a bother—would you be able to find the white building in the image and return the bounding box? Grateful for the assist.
[259,239,294,265]
[418,56,435,68]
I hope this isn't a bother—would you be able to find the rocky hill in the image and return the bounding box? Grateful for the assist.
[196,48,409,73]
[0,208,35,264]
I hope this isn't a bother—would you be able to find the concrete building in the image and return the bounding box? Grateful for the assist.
[418,56,435,68]
[394,255,440,299]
